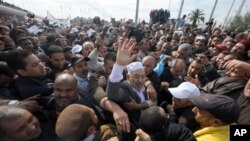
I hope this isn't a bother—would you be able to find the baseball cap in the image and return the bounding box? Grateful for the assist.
[169,82,200,99]
[189,94,240,124]
[71,44,82,55]
[69,54,90,67]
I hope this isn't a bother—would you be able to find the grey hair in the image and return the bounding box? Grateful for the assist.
[82,41,94,49]
[0,106,22,138]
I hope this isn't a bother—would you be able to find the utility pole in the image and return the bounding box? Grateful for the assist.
[177,0,184,19]
[209,0,218,21]
[235,0,246,17]
[223,0,235,28]
[135,0,140,24]
[168,0,171,10]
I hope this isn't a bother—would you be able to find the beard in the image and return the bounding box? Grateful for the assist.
[56,99,75,112]
[130,82,144,91]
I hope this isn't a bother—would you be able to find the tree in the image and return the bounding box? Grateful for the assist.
[226,12,250,32]
[187,9,205,28]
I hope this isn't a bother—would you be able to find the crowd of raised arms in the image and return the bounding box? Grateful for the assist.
[0,13,250,141]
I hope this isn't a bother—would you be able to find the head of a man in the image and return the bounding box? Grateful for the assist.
[98,47,107,58]
[218,53,237,70]
[104,52,116,75]
[0,106,41,141]
[176,43,192,59]
[169,59,185,78]
[187,59,203,78]
[54,74,78,112]
[231,40,250,56]
[17,37,34,51]
[161,42,172,54]
[139,106,168,135]
[140,39,150,52]
[215,51,231,68]
[194,35,206,48]
[56,104,98,141]
[211,35,223,46]
[47,45,66,69]
[169,82,200,109]
[7,49,46,77]
[82,41,94,57]
[142,56,156,76]
[55,38,68,48]
[179,35,188,44]
[127,62,146,91]
[1,36,15,49]
[70,55,90,78]
[190,94,240,128]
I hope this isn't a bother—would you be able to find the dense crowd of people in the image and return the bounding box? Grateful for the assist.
[0,8,250,141]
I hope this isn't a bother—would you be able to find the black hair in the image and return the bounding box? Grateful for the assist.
[6,49,33,73]
[104,52,116,65]
[54,38,67,46]
[46,45,63,57]
[212,35,223,41]
[17,37,30,47]
[139,106,167,134]
[0,62,14,77]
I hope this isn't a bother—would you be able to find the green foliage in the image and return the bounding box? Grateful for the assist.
[187,9,205,28]
[226,12,250,32]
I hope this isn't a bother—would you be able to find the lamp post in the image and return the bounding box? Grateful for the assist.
[209,0,218,21]
[135,0,140,24]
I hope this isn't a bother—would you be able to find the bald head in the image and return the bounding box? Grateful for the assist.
[169,59,185,78]
[54,74,78,112]
[142,56,156,65]
[55,74,77,87]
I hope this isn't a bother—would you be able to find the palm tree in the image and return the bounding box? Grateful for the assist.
[187,9,205,28]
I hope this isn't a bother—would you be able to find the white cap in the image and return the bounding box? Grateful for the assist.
[127,62,144,73]
[71,44,82,55]
[70,27,79,34]
[169,82,200,99]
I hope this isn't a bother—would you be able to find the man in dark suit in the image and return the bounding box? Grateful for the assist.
[106,38,157,140]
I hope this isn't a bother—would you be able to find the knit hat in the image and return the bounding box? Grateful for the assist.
[127,62,144,73]
[214,44,227,52]
[239,39,250,50]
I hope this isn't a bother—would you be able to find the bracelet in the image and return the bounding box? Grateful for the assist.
[145,80,152,87]
[8,100,20,106]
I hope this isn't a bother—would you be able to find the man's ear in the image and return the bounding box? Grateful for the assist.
[126,74,130,80]
[17,69,28,76]
[48,56,52,61]
[212,118,224,126]
[87,125,96,136]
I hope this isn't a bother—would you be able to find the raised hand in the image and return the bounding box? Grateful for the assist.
[116,37,136,66]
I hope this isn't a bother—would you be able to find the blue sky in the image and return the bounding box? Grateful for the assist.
[4,0,250,25]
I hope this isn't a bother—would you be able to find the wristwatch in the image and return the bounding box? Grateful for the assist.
[8,100,20,106]
[144,79,152,87]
